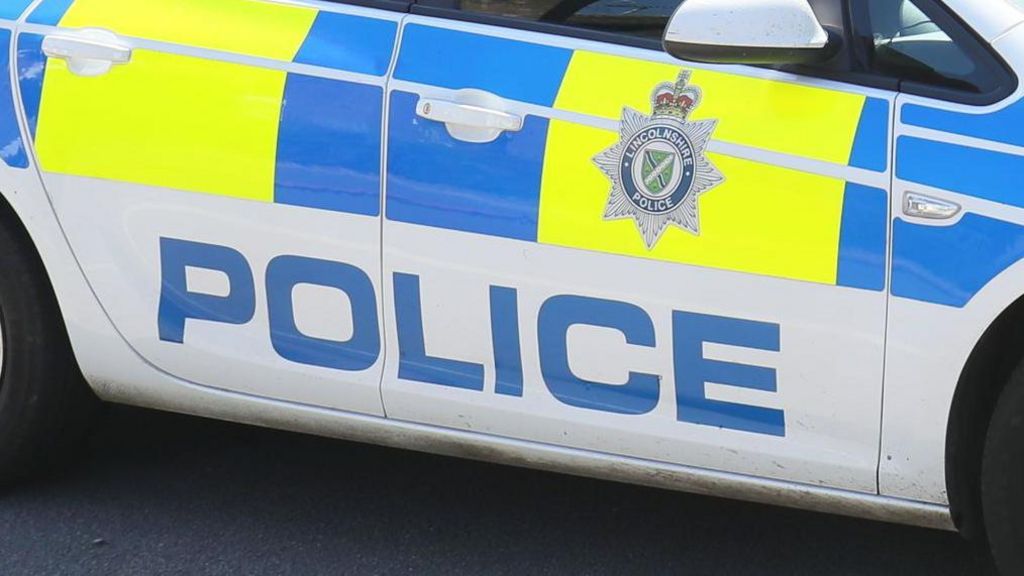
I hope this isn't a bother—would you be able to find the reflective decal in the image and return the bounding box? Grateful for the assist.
[275,74,383,216]
[553,50,877,169]
[849,97,890,172]
[892,215,1024,308]
[388,27,890,290]
[35,48,286,202]
[902,98,1024,149]
[837,184,888,291]
[386,90,548,241]
[541,133,850,285]
[897,136,1024,209]
[0,29,29,169]
[394,25,572,107]
[30,0,317,61]
[294,11,397,76]
[26,0,74,25]
[0,0,34,21]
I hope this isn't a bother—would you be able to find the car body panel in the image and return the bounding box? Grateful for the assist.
[0,0,1021,531]
[382,15,893,492]
[878,24,1024,503]
[13,0,401,414]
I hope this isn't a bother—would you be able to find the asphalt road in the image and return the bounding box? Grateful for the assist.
[0,405,997,575]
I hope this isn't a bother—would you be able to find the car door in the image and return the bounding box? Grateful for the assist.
[380,1,893,491]
[14,0,400,414]
[860,0,1024,503]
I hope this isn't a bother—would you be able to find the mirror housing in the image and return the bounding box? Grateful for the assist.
[663,0,840,65]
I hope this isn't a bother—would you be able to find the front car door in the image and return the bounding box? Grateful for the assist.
[381,1,893,491]
[14,0,400,414]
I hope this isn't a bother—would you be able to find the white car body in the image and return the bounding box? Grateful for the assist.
[1,0,1022,532]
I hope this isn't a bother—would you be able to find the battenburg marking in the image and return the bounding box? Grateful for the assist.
[595,71,724,249]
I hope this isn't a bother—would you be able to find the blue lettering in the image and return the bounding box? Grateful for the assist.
[538,295,659,415]
[266,255,380,371]
[158,237,255,343]
[673,311,785,437]
[394,272,485,390]
[491,286,523,397]
[156,239,786,437]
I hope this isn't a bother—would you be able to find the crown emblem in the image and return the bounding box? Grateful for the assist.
[651,71,702,120]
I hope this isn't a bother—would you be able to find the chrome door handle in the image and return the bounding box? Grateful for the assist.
[416,97,523,143]
[43,29,132,77]
[903,192,961,220]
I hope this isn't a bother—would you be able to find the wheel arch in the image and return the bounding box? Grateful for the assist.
[946,292,1024,539]
[0,167,131,398]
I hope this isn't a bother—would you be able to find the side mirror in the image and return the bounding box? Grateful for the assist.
[662,0,840,65]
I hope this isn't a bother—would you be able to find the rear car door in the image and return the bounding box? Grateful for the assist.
[380,1,893,490]
[14,0,400,414]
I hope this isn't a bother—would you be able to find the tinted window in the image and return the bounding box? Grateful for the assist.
[448,0,677,38]
[862,0,1008,96]
[448,0,847,41]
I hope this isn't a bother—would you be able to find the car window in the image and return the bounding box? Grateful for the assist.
[447,0,845,42]
[450,0,675,38]
[863,0,1004,95]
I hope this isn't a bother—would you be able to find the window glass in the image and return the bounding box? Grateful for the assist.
[439,0,845,47]
[454,0,680,38]
[863,0,997,93]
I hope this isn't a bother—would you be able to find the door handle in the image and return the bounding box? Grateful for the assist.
[43,29,132,77]
[903,192,961,220]
[416,97,523,143]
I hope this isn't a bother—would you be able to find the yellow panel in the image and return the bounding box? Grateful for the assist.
[59,0,316,61]
[554,51,866,166]
[34,49,284,202]
[538,121,846,284]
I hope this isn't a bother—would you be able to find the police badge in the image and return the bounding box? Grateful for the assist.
[594,71,724,249]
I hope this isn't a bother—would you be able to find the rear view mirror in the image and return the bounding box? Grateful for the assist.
[662,0,840,65]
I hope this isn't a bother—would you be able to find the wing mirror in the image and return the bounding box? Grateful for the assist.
[662,0,840,65]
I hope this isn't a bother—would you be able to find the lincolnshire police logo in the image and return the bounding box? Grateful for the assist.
[594,71,724,249]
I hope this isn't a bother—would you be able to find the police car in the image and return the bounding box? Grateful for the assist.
[0,0,1022,571]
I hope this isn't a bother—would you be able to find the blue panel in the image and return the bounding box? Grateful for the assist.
[293,12,396,77]
[17,34,45,139]
[386,90,546,241]
[0,0,34,20]
[902,99,1024,148]
[275,74,382,216]
[837,184,887,291]
[394,25,572,107]
[0,29,28,169]
[26,0,73,25]
[897,137,1024,208]
[848,98,889,172]
[892,214,1024,308]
